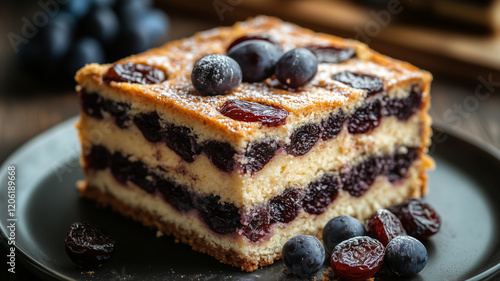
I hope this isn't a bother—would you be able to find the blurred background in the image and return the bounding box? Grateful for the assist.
[0,0,499,279]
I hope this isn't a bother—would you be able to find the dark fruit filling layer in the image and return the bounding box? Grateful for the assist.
[85,145,419,242]
[79,86,421,173]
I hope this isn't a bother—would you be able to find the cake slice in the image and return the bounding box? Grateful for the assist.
[75,16,433,272]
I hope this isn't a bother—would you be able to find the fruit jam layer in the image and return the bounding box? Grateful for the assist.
[79,86,422,174]
[84,145,419,243]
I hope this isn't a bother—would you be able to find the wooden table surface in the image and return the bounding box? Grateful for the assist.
[1,9,500,281]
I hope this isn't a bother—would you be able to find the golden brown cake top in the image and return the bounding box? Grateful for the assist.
[76,16,431,141]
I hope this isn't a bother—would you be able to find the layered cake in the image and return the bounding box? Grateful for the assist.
[75,16,433,272]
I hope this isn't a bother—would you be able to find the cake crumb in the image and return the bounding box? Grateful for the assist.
[156,230,165,237]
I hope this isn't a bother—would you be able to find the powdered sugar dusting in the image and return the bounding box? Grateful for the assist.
[106,16,427,134]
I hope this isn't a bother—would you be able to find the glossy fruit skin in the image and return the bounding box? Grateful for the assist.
[228,40,282,82]
[305,45,356,63]
[390,198,441,239]
[332,71,384,96]
[275,48,318,89]
[282,235,325,278]
[385,235,428,277]
[367,209,407,246]
[82,7,119,46]
[65,37,105,76]
[191,55,242,96]
[64,221,116,268]
[323,216,367,253]
[330,236,385,281]
[218,99,288,126]
[103,62,166,85]
[226,34,281,52]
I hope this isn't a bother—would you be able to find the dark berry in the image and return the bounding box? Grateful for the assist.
[104,63,166,85]
[109,152,132,184]
[228,40,282,82]
[330,236,384,281]
[390,198,441,239]
[139,9,170,46]
[341,157,381,197]
[66,37,106,75]
[386,147,418,182]
[305,46,356,63]
[127,161,154,193]
[102,99,131,128]
[48,11,77,33]
[111,25,151,60]
[302,175,340,215]
[385,236,428,277]
[63,0,92,19]
[219,100,288,126]
[332,71,384,96]
[323,216,367,253]
[80,90,103,119]
[133,111,163,142]
[39,22,73,66]
[157,179,194,212]
[282,235,325,278]
[82,7,119,46]
[227,34,281,52]
[275,48,318,89]
[284,124,320,156]
[241,206,271,242]
[367,209,406,246]
[84,145,109,170]
[65,221,115,268]
[116,0,152,20]
[164,125,200,163]
[203,141,236,173]
[191,55,242,96]
[321,109,346,140]
[347,100,382,134]
[93,0,117,7]
[193,195,241,234]
[384,87,422,121]
[270,189,303,223]
[242,139,279,173]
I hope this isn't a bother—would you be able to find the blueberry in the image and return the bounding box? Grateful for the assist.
[385,236,428,277]
[111,25,151,60]
[282,235,325,278]
[82,7,119,46]
[139,9,170,46]
[65,37,105,75]
[191,55,242,96]
[228,40,281,82]
[48,11,77,33]
[116,0,152,20]
[93,0,117,7]
[275,48,318,89]
[323,216,367,253]
[63,0,93,19]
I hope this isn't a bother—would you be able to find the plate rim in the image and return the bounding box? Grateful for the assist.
[1,116,500,281]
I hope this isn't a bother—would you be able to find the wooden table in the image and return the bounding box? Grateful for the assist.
[1,11,500,281]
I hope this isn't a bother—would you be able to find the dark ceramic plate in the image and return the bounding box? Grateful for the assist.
[1,117,500,281]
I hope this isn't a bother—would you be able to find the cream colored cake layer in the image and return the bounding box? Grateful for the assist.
[84,160,425,269]
[79,82,418,150]
[79,111,425,208]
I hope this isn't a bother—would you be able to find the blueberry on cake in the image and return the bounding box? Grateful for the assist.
[75,16,433,272]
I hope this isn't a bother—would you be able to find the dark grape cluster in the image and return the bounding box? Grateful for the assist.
[19,0,170,81]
